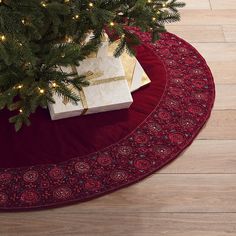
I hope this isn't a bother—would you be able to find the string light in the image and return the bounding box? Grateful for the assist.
[17,85,23,89]
[110,22,115,26]
[73,14,79,20]
[64,0,70,2]
[39,88,45,94]
[19,109,23,113]
[0,35,6,42]
[88,2,94,7]
[52,82,57,88]
[41,1,47,7]
[65,36,73,43]
[24,62,31,68]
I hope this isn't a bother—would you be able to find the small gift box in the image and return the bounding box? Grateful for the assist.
[108,42,151,92]
[87,34,151,92]
[120,51,151,93]
[48,57,133,120]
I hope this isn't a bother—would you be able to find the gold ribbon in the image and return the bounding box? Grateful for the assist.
[108,43,150,89]
[63,66,125,116]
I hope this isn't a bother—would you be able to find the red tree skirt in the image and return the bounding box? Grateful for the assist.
[0,30,215,211]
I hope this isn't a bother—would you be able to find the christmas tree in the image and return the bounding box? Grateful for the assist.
[0,0,185,131]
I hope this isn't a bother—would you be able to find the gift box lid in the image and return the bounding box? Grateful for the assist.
[48,57,133,120]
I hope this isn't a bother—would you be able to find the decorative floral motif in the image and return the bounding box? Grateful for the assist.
[180,118,196,131]
[110,170,128,182]
[158,110,172,121]
[97,155,113,166]
[40,179,50,189]
[169,87,183,96]
[49,167,65,180]
[0,193,8,205]
[188,105,204,115]
[74,162,90,174]
[194,92,208,101]
[168,133,185,145]
[0,172,12,184]
[0,30,215,210]
[117,146,133,156]
[23,170,39,183]
[153,145,172,158]
[53,187,72,200]
[84,179,102,191]
[192,79,207,89]
[134,159,152,170]
[20,190,39,204]
[148,123,162,133]
[134,134,149,144]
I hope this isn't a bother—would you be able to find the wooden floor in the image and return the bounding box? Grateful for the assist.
[1,1,236,235]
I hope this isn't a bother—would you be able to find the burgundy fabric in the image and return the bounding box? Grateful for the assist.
[0,44,166,169]
[0,30,215,211]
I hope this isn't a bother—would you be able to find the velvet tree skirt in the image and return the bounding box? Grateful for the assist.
[0,29,215,211]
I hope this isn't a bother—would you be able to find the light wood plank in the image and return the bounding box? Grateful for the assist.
[211,0,236,10]
[198,110,236,140]
[208,61,236,84]
[30,174,236,213]
[223,25,236,42]
[175,10,236,25]
[184,0,211,9]
[166,25,225,42]
[215,85,236,110]
[160,140,236,174]
[191,42,236,62]
[197,110,236,140]
[0,213,236,236]
[190,43,236,84]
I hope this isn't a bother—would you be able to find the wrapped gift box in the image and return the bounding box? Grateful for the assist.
[87,34,151,92]
[121,52,151,92]
[48,57,133,120]
[108,43,151,92]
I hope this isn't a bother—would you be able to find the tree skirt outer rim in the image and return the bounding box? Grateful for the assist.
[0,30,215,211]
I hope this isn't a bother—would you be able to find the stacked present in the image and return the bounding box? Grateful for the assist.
[48,36,151,120]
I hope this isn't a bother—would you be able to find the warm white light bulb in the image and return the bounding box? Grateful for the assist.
[0,35,6,42]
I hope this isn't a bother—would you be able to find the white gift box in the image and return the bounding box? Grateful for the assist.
[48,57,133,120]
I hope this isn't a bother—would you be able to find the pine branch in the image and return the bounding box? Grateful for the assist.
[0,0,185,131]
